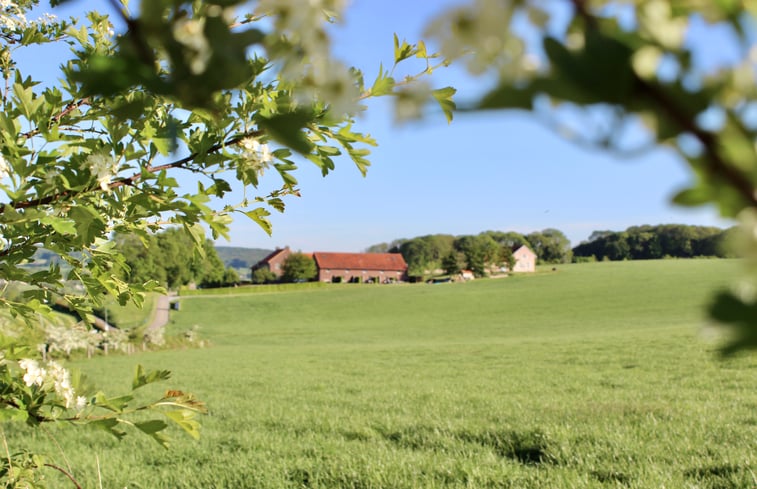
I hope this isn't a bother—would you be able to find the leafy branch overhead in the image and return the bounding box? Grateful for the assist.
[0,0,454,324]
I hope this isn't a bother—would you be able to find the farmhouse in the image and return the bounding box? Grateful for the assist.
[511,245,537,273]
[312,252,407,283]
[251,248,408,283]
[250,247,291,279]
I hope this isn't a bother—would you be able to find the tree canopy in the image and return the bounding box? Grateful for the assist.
[573,224,735,261]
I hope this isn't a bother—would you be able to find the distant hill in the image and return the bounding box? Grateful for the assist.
[215,246,272,270]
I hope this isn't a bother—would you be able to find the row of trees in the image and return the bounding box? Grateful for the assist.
[115,229,239,289]
[573,225,735,261]
[368,228,572,277]
[373,224,733,276]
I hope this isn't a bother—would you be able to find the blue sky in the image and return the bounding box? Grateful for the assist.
[224,0,729,252]
[26,1,732,252]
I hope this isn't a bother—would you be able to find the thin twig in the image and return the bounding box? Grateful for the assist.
[0,426,14,482]
[41,424,74,477]
[43,463,83,489]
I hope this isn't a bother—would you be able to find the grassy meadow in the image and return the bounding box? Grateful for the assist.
[6,260,757,488]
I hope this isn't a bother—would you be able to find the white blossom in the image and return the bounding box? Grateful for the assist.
[18,358,86,410]
[86,153,118,192]
[75,395,87,410]
[19,359,46,387]
[0,0,27,30]
[173,17,211,75]
[0,154,9,180]
[240,137,273,174]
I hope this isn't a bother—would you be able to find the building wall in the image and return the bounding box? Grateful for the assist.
[318,268,405,283]
[512,247,536,272]
[267,251,290,278]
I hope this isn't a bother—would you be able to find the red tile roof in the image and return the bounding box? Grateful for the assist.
[313,252,407,271]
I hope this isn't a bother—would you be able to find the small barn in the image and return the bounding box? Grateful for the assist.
[312,252,407,283]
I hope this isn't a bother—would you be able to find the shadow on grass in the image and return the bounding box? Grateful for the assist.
[370,425,556,466]
[684,464,756,489]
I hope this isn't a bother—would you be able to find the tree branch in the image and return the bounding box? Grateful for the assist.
[20,98,91,140]
[0,129,263,214]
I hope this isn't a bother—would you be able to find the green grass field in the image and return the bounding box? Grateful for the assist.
[7,260,757,488]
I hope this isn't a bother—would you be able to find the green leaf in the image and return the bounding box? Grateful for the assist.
[135,419,171,447]
[40,216,77,235]
[371,66,395,97]
[68,206,106,245]
[242,208,272,235]
[708,290,757,355]
[393,34,416,64]
[256,111,314,154]
[164,410,201,440]
[132,364,172,390]
[432,87,457,124]
[88,418,126,441]
[478,85,535,110]
[93,392,134,412]
[671,186,714,207]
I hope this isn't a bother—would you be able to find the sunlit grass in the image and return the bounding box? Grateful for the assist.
[8,260,756,488]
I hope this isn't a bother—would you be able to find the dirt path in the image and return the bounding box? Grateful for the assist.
[145,292,176,333]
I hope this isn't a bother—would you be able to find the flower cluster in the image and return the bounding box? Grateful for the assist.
[0,153,9,180]
[18,359,87,410]
[256,0,360,116]
[240,137,273,174]
[173,17,211,75]
[425,0,540,80]
[85,153,118,191]
[0,0,27,30]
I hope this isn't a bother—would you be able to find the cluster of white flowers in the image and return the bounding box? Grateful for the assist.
[0,153,9,180]
[144,325,165,347]
[85,153,118,191]
[0,0,27,30]
[426,0,541,80]
[101,328,129,353]
[45,323,99,357]
[257,0,360,116]
[240,137,273,174]
[18,359,87,410]
[173,17,211,75]
[394,81,433,121]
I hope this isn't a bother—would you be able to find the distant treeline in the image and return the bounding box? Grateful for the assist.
[367,229,572,277]
[369,225,733,276]
[115,228,240,289]
[572,224,735,261]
